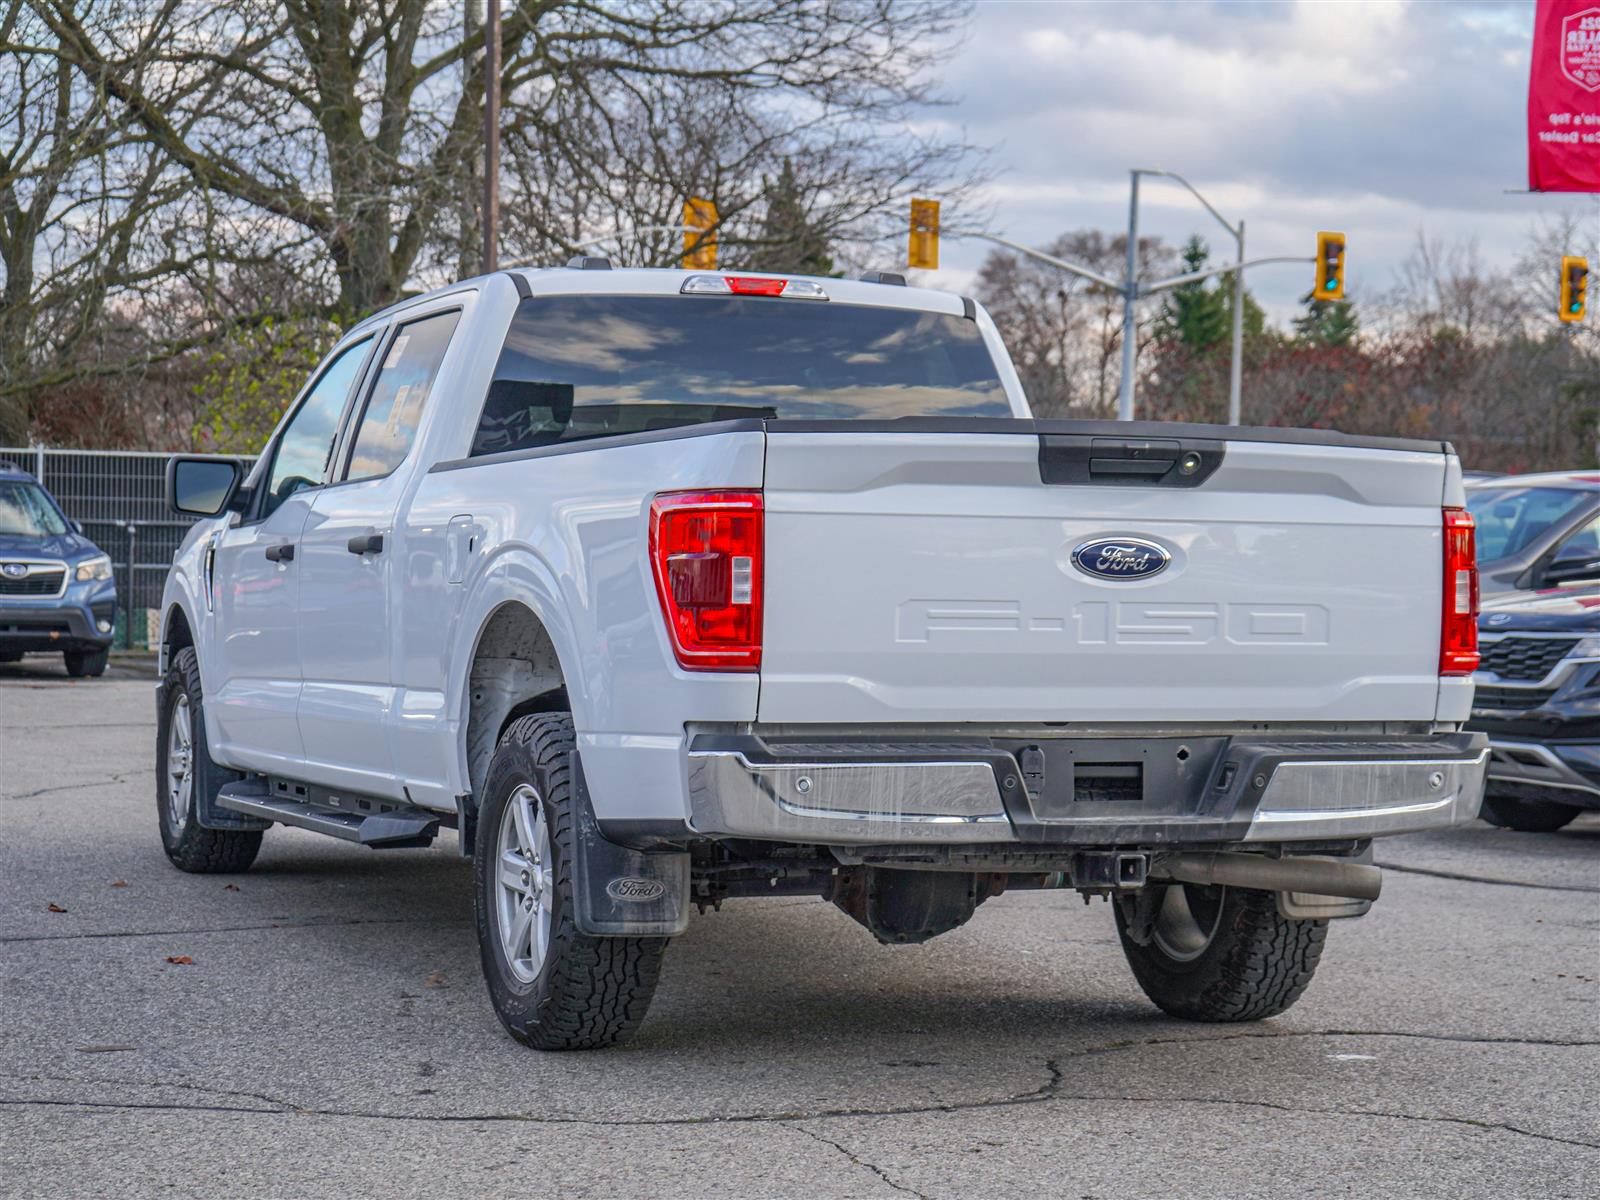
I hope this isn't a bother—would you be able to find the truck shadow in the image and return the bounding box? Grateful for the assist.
[233,840,1149,1053]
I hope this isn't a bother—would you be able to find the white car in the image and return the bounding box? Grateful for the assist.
[158,262,1489,1049]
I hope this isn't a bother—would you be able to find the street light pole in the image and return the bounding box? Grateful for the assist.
[482,2,501,272]
[1117,170,1141,422]
[1121,168,1248,424]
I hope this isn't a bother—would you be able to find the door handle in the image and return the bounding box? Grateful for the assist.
[346,533,385,555]
[264,543,295,563]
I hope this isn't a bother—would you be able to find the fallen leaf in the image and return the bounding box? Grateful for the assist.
[165,955,193,965]
[423,970,445,988]
[46,903,66,913]
[110,880,128,888]
[223,884,240,892]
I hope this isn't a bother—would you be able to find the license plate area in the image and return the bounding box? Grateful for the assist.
[1001,737,1229,822]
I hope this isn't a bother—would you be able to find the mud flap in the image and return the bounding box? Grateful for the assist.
[570,758,690,936]
[156,680,271,832]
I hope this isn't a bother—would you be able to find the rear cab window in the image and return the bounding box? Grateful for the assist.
[471,294,1010,457]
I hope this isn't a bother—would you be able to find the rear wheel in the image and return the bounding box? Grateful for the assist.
[1480,792,1582,833]
[473,713,668,1050]
[157,647,262,873]
[64,648,108,677]
[1114,882,1328,1022]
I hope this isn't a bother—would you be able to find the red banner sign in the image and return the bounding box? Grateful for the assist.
[1529,0,1600,192]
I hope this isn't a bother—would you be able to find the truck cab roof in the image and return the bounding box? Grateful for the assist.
[348,263,973,341]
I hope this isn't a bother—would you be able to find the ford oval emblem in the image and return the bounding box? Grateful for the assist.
[1071,537,1171,581]
[606,877,666,903]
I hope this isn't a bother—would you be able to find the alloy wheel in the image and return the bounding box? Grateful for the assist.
[167,693,194,835]
[496,782,555,984]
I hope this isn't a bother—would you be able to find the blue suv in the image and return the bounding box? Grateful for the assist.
[0,459,117,677]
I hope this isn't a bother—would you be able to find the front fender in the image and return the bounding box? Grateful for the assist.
[158,521,214,677]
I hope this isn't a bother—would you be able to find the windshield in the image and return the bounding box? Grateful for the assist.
[472,294,1011,456]
[0,480,68,537]
[1466,485,1594,562]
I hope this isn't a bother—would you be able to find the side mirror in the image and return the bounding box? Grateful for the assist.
[72,519,85,535]
[167,456,246,517]
[1543,554,1600,586]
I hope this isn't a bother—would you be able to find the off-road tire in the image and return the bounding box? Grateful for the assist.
[157,647,263,873]
[1480,792,1582,833]
[64,648,108,677]
[1115,883,1328,1022]
[473,713,668,1051]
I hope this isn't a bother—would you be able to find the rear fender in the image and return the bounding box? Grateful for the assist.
[451,546,585,799]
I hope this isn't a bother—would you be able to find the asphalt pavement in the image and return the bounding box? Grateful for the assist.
[2,659,1596,1198]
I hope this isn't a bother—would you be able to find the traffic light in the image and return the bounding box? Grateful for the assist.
[1559,255,1588,323]
[908,198,940,270]
[1313,231,1346,301]
[682,197,718,270]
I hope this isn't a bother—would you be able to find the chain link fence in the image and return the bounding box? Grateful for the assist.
[0,446,255,649]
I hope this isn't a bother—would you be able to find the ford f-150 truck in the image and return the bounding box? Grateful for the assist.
[158,262,1488,1050]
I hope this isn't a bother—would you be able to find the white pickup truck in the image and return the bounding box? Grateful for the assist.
[159,262,1488,1050]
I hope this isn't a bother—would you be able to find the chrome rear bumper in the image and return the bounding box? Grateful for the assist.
[685,732,1489,846]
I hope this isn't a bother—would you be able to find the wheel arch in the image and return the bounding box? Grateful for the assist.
[462,599,572,814]
[160,600,196,676]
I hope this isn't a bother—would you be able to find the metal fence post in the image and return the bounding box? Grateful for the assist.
[124,521,137,650]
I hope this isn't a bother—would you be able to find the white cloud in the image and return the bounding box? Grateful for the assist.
[922,0,1600,322]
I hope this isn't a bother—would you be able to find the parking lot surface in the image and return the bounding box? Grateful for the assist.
[2,662,1597,1198]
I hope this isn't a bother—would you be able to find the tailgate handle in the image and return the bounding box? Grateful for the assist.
[1088,438,1179,481]
[1038,433,1224,488]
[1090,457,1172,477]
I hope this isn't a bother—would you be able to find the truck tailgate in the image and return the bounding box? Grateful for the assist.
[757,426,1450,725]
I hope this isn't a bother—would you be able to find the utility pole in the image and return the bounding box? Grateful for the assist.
[1117,171,1141,422]
[482,2,500,272]
[1228,219,1245,425]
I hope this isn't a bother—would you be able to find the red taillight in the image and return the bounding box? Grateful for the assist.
[1440,506,1479,676]
[723,276,787,296]
[649,491,763,672]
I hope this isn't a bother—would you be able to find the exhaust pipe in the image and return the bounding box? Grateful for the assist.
[1153,852,1382,902]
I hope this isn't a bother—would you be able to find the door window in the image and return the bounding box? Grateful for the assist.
[1546,513,1600,583]
[262,338,371,519]
[344,310,461,482]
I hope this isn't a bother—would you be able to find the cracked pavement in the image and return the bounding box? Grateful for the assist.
[1,669,1597,1198]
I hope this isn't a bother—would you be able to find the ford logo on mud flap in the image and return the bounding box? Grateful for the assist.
[606,877,666,903]
[1070,537,1171,581]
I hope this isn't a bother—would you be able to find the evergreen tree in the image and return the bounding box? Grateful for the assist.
[743,160,836,276]
[1157,236,1229,351]
[1294,291,1359,346]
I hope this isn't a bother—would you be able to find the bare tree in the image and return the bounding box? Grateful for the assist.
[975,231,1173,418]
[30,0,977,316]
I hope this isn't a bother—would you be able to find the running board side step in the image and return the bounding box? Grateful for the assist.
[215,779,441,848]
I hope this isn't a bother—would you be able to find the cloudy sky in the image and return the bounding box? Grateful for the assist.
[916,0,1600,321]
